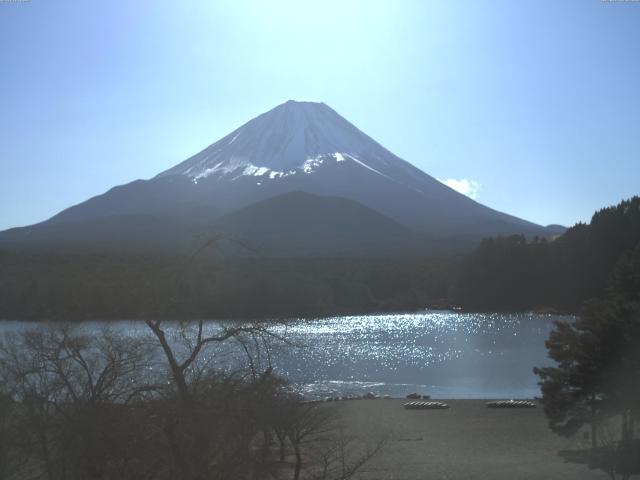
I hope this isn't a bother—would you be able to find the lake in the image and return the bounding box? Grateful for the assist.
[0,310,567,399]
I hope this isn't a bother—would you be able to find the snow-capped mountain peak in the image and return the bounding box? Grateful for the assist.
[157,100,398,183]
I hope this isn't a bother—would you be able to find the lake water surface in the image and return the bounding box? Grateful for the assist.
[0,310,567,399]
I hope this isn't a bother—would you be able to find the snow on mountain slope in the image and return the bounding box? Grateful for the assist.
[157,100,422,189]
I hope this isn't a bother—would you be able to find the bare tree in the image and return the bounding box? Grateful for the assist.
[0,325,156,480]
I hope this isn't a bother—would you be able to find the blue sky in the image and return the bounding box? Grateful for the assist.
[1,0,639,230]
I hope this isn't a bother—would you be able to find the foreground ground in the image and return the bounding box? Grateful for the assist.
[336,399,607,480]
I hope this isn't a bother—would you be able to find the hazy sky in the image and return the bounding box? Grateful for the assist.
[1,0,639,230]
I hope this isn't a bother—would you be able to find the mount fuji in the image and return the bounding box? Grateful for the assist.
[0,100,562,255]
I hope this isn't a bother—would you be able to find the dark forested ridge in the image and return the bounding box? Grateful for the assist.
[0,197,637,320]
[0,251,454,320]
[453,196,640,313]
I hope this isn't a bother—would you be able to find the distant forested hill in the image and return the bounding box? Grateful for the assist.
[452,196,640,312]
[0,251,454,320]
[1,197,637,320]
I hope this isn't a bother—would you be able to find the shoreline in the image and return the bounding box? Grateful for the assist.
[337,399,605,480]
[0,306,577,323]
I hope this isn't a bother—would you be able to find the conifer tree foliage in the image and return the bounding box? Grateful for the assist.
[456,196,640,312]
[534,246,640,479]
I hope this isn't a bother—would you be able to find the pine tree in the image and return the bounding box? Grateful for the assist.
[534,245,640,478]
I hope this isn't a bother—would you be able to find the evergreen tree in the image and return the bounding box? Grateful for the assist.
[534,245,640,479]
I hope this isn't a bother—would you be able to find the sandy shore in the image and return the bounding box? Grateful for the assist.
[335,399,607,480]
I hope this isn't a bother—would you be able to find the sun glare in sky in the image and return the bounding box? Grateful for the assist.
[0,0,638,229]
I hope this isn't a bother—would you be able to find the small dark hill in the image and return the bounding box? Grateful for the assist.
[214,191,428,256]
